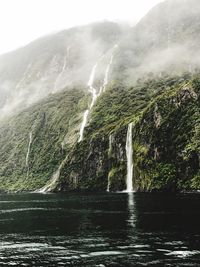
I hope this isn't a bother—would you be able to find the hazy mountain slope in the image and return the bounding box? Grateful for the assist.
[115,0,200,84]
[0,22,123,118]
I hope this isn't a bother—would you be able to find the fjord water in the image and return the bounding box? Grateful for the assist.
[0,193,200,266]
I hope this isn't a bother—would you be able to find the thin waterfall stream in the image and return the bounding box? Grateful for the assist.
[78,45,118,142]
[125,123,133,192]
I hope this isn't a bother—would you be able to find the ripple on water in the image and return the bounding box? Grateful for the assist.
[166,250,200,258]
[0,192,200,266]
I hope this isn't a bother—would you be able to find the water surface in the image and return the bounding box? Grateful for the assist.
[0,192,200,266]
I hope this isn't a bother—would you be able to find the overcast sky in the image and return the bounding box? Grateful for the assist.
[0,0,163,55]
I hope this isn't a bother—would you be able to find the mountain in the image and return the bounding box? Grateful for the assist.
[0,22,123,118]
[0,0,199,193]
[115,0,200,84]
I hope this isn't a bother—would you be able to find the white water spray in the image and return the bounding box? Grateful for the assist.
[78,110,89,142]
[126,123,133,192]
[26,132,32,167]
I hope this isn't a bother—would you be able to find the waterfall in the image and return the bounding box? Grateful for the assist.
[78,62,98,142]
[26,132,32,167]
[88,63,98,109]
[107,178,111,193]
[108,134,113,156]
[37,150,70,193]
[78,45,118,142]
[107,134,113,192]
[103,44,118,93]
[78,109,89,142]
[38,168,60,193]
[99,44,118,96]
[126,123,133,192]
[102,55,114,93]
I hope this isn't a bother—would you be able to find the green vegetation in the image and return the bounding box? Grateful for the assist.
[58,73,199,192]
[0,88,89,191]
[132,75,200,191]
[0,74,199,192]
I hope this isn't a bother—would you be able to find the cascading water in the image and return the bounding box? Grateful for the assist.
[107,134,113,192]
[26,132,32,167]
[102,44,118,93]
[38,168,60,193]
[102,55,113,94]
[79,45,118,142]
[99,44,118,96]
[78,110,89,142]
[37,145,72,193]
[88,63,98,110]
[78,62,98,142]
[126,123,133,192]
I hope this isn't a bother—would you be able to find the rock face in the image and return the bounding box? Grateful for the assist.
[132,80,200,191]
[0,0,199,192]
[55,76,199,193]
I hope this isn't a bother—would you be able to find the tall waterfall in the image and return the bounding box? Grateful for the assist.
[102,55,114,93]
[78,45,118,142]
[26,132,32,167]
[78,62,98,142]
[126,123,133,192]
[78,110,89,142]
[88,63,98,109]
[99,44,118,96]
[102,44,118,93]
[107,134,113,192]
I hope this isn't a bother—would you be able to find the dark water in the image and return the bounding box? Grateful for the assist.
[0,193,200,266]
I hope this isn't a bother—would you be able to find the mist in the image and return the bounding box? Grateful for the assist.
[0,0,163,55]
[0,0,200,119]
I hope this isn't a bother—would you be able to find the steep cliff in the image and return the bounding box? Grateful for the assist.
[53,74,199,192]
